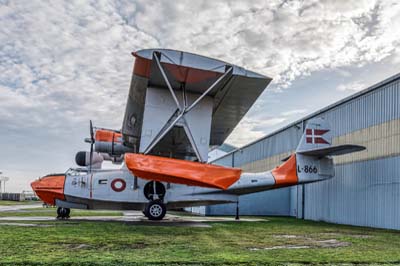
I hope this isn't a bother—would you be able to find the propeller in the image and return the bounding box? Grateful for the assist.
[89,120,95,173]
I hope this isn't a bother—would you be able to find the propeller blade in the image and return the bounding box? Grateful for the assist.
[89,142,93,172]
[90,120,94,143]
[89,120,94,172]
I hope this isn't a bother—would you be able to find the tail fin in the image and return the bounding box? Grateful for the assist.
[295,118,365,184]
[296,117,332,153]
[296,117,365,157]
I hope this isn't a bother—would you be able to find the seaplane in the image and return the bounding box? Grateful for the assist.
[31,49,365,220]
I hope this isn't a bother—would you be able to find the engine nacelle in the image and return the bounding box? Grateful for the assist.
[101,153,124,164]
[95,141,133,156]
[75,151,104,169]
[91,129,134,156]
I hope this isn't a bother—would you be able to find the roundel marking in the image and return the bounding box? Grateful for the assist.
[111,178,126,192]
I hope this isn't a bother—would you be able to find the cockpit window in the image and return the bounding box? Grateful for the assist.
[65,168,89,176]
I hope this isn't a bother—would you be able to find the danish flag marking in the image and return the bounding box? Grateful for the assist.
[306,129,330,144]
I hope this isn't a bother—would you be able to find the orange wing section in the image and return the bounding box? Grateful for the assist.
[125,154,241,190]
[132,52,222,84]
[271,154,298,188]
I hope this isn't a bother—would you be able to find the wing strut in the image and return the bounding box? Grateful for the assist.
[143,52,233,162]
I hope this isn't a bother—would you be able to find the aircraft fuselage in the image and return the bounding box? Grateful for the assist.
[31,153,331,212]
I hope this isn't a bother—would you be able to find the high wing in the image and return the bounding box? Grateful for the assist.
[121,49,272,162]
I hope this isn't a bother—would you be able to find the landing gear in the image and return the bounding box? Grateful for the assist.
[57,207,70,219]
[143,181,167,220]
[144,200,166,220]
[143,181,166,200]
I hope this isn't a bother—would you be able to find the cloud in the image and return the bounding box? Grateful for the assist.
[337,81,366,92]
[125,1,399,92]
[0,1,160,133]
[1,0,400,131]
[227,108,308,146]
[281,109,307,117]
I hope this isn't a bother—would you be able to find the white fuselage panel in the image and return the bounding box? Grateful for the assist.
[62,168,279,210]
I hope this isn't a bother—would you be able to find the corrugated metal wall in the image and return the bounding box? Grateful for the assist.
[210,73,400,229]
[207,126,302,216]
[206,188,291,216]
[304,156,400,229]
[300,76,400,229]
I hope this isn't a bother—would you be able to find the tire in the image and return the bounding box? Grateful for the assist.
[56,207,63,217]
[56,207,70,219]
[145,200,166,220]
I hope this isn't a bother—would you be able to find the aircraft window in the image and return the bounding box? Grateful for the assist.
[66,168,88,176]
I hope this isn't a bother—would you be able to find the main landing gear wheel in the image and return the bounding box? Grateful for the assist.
[57,207,70,219]
[145,200,166,220]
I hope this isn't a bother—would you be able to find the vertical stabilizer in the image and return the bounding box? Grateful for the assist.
[296,118,332,153]
[295,118,364,184]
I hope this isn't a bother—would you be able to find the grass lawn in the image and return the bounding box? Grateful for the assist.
[0,214,399,266]
[0,200,40,206]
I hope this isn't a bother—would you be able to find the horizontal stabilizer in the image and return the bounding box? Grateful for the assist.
[297,144,365,157]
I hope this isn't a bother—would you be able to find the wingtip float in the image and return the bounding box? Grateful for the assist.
[125,153,241,190]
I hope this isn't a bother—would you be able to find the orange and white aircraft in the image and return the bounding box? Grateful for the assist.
[31,49,365,220]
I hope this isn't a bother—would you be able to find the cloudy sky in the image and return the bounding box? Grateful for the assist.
[1,0,400,192]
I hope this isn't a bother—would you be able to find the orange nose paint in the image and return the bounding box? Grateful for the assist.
[31,174,65,205]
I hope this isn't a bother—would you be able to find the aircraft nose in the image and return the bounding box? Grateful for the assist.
[31,174,66,205]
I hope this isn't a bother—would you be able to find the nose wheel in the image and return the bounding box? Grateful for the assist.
[144,200,166,220]
[56,207,70,219]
